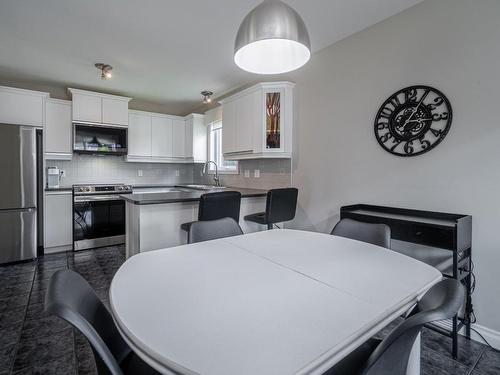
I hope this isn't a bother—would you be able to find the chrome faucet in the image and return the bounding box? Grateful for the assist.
[202,161,221,187]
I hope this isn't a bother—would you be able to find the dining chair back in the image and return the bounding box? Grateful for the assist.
[327,278,465,375]
[188,217,243,244]
[45,269,159,375]
[331,218,391,248]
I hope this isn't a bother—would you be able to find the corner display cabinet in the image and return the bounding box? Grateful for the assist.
[220,82,294,160]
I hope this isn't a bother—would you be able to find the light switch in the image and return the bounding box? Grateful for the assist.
[254,169,260,178]
[244,170,250,178]
[138,170,143,177]
[175,170,180,177]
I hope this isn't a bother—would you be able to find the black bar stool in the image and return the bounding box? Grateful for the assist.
[181,191,242,234]
[244,188,298,230]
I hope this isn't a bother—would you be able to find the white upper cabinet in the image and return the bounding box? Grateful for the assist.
[235,90,257,153]
[151,116,173,158]
[71,91,101,123]
[102,97,129,126]
[69,88,131,126]
[185,114,206,163]
[172,119,186,158]
[221,99,237,155]
[128,112,152,157]
[220,82,294,160]
[126,111,202,163]
[0,86,48,127]
[45,99,72,160]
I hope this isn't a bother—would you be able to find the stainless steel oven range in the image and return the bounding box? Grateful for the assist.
[73,184,132,251]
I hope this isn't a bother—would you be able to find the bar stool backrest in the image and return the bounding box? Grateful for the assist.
[198,191,242,222]
[265,188,298,224]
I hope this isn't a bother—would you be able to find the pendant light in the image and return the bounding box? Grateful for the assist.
[234,0,310,75]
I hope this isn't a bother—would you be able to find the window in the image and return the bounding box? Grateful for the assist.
[207,121,238,174]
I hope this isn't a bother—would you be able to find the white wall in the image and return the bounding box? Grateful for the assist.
[288,0,500,336]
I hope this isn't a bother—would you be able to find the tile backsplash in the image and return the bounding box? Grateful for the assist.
[193,159,292,190]
[47,155,293,189]
[46,154,195,187]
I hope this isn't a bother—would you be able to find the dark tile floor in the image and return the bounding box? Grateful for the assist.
[1,246,499,374]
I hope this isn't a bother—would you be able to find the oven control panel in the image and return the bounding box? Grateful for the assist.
[73,184,132,195]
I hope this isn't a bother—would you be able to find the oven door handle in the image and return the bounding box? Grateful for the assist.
[74,195,125,202]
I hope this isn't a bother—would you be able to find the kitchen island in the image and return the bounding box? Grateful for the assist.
[121,186,268,258]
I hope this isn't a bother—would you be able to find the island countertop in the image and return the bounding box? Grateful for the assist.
[121,187,268,205]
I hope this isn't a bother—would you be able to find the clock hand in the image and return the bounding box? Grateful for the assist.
[403,90,430,127]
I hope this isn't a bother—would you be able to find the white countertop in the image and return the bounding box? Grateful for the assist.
[110,229,441,375]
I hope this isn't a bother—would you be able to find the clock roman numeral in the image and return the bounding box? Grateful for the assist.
[389,96,401,109]
[379,106,393,119]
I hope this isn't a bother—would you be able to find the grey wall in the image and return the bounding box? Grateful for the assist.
[287,0,500,334]
[47,155,195,187]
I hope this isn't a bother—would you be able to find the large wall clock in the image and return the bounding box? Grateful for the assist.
[374,85,452,157]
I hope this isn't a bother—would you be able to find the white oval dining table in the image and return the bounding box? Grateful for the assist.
[110,229,441,375]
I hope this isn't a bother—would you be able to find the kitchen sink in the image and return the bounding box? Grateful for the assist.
[133,187,191,194]
[181,184,227,191]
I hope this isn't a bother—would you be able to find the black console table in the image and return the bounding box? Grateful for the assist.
[340,204,473,358]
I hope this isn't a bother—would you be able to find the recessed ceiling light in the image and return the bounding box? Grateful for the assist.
[95,63,113,80]
[201,91,213,104]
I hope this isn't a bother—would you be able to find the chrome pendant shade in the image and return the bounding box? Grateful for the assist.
[234,0,310,74]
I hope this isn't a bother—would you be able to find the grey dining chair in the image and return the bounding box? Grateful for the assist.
[331,218,391,248]
[325,278,464,375]
[45,269,160,375]
[188,217,244,244]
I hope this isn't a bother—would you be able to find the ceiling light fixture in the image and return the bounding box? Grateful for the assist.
[234,0,310,75]
[95,63,113,80]
[201,91,213,104]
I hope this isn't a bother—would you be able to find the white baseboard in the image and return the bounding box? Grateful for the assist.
[465,323,500,350]
[433,320,500,350]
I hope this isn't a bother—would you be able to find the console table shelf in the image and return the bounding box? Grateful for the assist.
[340,204,473,359]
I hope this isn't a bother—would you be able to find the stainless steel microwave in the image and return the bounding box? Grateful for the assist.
[73,123,127,155]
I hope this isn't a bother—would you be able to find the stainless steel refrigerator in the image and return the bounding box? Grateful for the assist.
[0,123,42,264]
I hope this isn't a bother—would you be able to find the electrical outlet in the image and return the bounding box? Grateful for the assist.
[59,170,66,178]
[138,170,143,177]
[254,169,260,178]
[175,170,180,177]
[244,170,250,178]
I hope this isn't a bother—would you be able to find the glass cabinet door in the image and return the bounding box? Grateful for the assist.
[265,91,282,150]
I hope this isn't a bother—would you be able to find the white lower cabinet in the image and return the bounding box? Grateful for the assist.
[44,192,73,253]
[45,99,72,160]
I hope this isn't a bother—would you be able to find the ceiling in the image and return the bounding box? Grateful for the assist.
[0,0,421,115]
